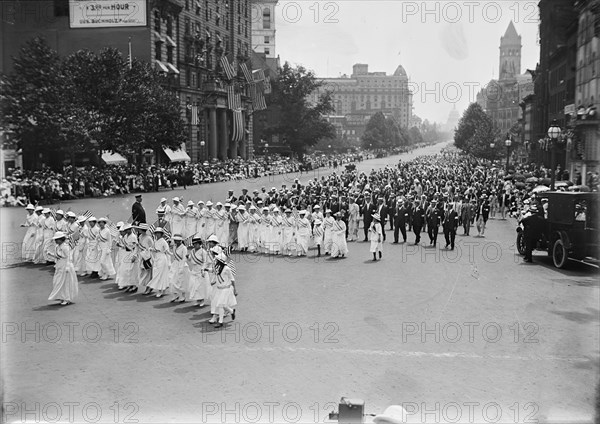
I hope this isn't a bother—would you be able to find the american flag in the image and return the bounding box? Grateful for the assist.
[49,208,58,221]
[108,222,120,238]
[264,76,272,94]
[184,235,194,248]
[221,244,236,276]
[240,62,253,83]
[249,82,267,111]
[220,55,236,80]
[79,210,93,221]
[191,105,199,125]
[252,68,265,82]
[148,223,172,241]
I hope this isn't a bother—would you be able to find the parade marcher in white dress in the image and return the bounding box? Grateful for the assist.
[146,228,170,297]
[42,208,56,264]
[236,205,250,251]
[73,215,87,275]
[196,200,206,238]
[171,197,186,237]
[214,203,229,247]
[83,217,101,277]
[47,231,78,306]
[186,235,212,307]
[369,213,383,261]
[323,209,335,255]
[331,212,349,258]
[184,200,199,239]
[157,197,172,227]
[281,209,296,256]
[259,207,271,254]
[348,199,360,242]
[204,201,216,239]
[313,219,324,257]
[64,212,78,262]
[269,208,282,255]
[55,210,68,233]
[208,253,237,328]
[20,204,37,262]
[115,224,139,292]
[97,217,116,280]
[168,235,190,302]
[295,210,311,257]
[32,206,46,264]
[136,223,154,294]
[247,205,260,253]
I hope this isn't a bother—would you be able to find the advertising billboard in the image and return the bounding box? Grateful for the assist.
[69,0,147,28]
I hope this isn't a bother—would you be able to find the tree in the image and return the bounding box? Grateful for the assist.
[1,37,186,169]
[454,102,500,157]
[409,126,424,144]
[361,112,387,149]
[265,62,335,159]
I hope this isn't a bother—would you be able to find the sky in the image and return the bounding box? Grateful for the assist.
[271,0,541,125]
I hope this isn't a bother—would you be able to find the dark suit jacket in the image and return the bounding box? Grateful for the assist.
[376,204,388,223]
[412,206,425,227]
[132,202,146,224]
[362,201,376,222]
[442,210,459,230]
[394,206,409,225]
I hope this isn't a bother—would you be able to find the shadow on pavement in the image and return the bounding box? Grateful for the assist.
[32,304,66,311]
[190,311,212,321]
[572,355,600,371]
[173,305,199,313]
[550,307,599,324]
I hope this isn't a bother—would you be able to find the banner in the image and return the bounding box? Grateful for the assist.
[70,0,147,28]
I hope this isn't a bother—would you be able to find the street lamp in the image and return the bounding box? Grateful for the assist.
[490,142,495,165]
[200,140,205,162]
[547,119,562,191]
[264,143,269,156]
[505,137,512,172]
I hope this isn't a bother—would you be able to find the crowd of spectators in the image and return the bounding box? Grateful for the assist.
[1,152,362,207]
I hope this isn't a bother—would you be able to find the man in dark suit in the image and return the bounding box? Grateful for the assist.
[376,197,388,241]
[361,193,376,241]
[443,203,460,249]
[411,200,425,245]
[393,198,409,243]
[426,201,444,246]
[131,194,146,224]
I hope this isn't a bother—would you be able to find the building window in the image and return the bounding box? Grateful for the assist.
[54,0,69,16]
[245,22,248,37]
[264,48,270,55]
[593,52,597,77]
[263,7,271,29]
[186,69,191,87]
[166,16,173,36]
[167,46,174,63]
[192,72,197,87]
[185,17,190,35]
[185,0,189,10]
[155,42,162,61]
[154,11,161,32]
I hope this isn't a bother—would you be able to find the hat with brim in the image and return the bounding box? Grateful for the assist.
[25,204,35,210]
[66,211,77,218]
[156,208,166,215]
[135,194,142,198]
[53,231,66,240]
[214,253,228,264]
[325,209,332,214]
[238,205,246,211]
[116,221,124,230]
[206,201,213,206]
[207,234,219,243]
[299,210,307,215]
[98,217,108,223]
[314,205,321,209]
[372,213,381,221]
[373,405,411,424]
[172,197,180,202]
[76,216,87,223]
[187,200,194,206]
[160,197,167,202]
[88,216,97,222]
[154,227,165,234]
[42,208,51,214]
[249,206,256,210]
[172,234,183,242]
[35,206,44,212]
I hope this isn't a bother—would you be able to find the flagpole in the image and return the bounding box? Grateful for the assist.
[128,37,132,69]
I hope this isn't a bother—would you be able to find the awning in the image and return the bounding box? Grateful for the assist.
[155,60,169,73]
[166,62,180,74]
[101,151,128,165]
[165,35,177,47]
[163,148,191,162]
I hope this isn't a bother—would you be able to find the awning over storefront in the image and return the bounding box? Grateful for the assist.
[163,148,191,162]
[101,151,128,165]
[155,60,169,73]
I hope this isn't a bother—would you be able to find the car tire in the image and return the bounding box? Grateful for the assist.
[553,238,569,269]
[516,232,526,255]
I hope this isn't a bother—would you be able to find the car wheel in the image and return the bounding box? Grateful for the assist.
[516,232,526,255]
[552,238,569,269]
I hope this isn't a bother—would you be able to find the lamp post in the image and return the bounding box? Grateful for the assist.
[505,137,512,173]
[200,140,205,162]
[328,144,331,153]
[490,142,495,165]
[547,120,562,191]
[264,143,269,156]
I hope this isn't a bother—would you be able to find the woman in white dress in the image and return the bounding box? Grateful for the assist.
[269,208,282,255]
[247,206,260,253]
[20,204,37,262]
[97,217,116,281]
[147,228,171,297]
[168,234,190,302]
[184,200,199,238]
[196,200,206,238]
[42,208,56,263]
[295,210,311,256]
[330,212,349,258]
[259,207,271,254]
[115,224,139,292]
[72,216,87,275]
[369,213,383,261]
[204,201,216,238]
[170,197,186,236]
[236,205,249,251]
[32,206,46,264]
[214,202,229,246]
[208,253,237,328]
[281,209,296,256]
[347,199,360,241]
[48,231,78,306]
[186,235,212,307]
[84,217,101,277]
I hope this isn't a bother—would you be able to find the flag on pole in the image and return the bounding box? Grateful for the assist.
[191,105,199,125]
[220,55,236,80]
[240,62,253,83]
[184,235,194,248]
[128,37,132,69]
[264,76,272,94]
[108,222,120,238]
[252,68,265,82]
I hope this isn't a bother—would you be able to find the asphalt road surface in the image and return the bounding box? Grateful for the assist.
[1,142,598,424]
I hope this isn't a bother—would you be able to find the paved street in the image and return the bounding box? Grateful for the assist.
[1,143,598,424]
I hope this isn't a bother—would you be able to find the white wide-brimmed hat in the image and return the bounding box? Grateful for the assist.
[42,208,51,214]
[98,217,108,223]
[187,200,194,206]
[53,231,66,240]
[207,234,219,243]
[56,209,64,215]
[25,204,35,210]
[172,197,180,202]
[172,234,183,241]
[372,213,381,221]
[206,201,213,206]
[66,211,77,218]
[154,227,165,234]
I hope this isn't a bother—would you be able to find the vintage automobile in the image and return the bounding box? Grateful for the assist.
[516,191,599,268]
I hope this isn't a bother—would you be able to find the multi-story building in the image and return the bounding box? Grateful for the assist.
[310,63,413,145]
[1,0,255,168]
[251,0,278,58]
[572,0,600,183]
